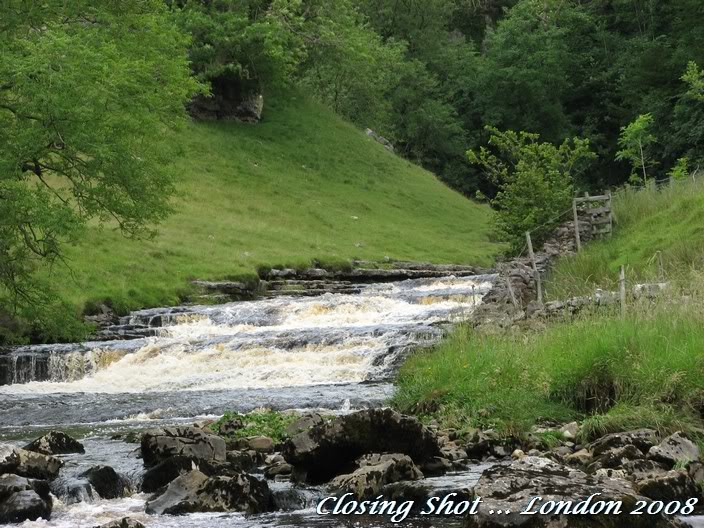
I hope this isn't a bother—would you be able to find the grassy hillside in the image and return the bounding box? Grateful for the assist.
[546,179,704,298]
[50,93,497,314]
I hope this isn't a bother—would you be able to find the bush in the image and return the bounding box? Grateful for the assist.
[468,127,595,253]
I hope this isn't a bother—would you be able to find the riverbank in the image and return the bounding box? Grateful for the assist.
[2,408,702,527]
[393,295,704,442]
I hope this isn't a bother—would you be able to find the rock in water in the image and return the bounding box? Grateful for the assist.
[146,469,271,515]
[283,409,440,483]
[141,427,226,467]
[93,518,145,528]
[648,432,700,466]
[0,474,52,523]
[330,454,423,499]
[464,456,684,528]
[80,466,132,499]
[0,445,63,480]
[24,431,85,456]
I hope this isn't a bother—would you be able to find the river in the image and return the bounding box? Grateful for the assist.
[0,274,496,527]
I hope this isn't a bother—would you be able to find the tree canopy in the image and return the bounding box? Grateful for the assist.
[0,0,199,340]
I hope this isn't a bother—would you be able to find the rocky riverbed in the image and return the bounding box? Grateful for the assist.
[2,410,704,527]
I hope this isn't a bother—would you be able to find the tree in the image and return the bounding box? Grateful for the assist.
[0,1,199,340]
[682,62,704,102]
[615,113,656,183]
[172,0,306,117]
[468,127,595,252]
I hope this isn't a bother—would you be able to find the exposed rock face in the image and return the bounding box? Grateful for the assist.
[648,432,700,466]
[141,427,226,468]
[145,469,271,515]
[24,431,85,456]
[330,454,423,499]
[80,465,132,499]
[365,128,394,152]
[93,518,145,528]
[0,474,52,524]
[464,456,684,528]
[0,444,63,480]
[283,409,441,483]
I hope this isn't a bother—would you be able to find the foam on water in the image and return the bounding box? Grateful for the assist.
[0,276,494,395]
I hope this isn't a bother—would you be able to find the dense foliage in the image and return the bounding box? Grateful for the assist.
[3,0,704,340]
[0,1,198,341]
[171,0,704,211]
[468,127,595,251]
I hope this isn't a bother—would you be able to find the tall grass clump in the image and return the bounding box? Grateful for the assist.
[546,178,704,299]
[393,296,704,438]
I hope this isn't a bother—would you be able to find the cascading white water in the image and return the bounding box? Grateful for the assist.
[0,275,495,397]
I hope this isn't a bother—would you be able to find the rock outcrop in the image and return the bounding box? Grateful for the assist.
[283,408,441,483]
[24,431,84,456]
[145,469,271,515]
[80,465,132,500]
[464,456,685,528]
[0,474,52,524]
[0,445,63,480]
[141,426,226,468]
[648,432,700,466]
[329,453,423,499]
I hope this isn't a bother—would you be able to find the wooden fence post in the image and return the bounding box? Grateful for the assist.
[572,198,581,252]
[619,265,626,319]
[526,231,543,305]
[606,190,613,238]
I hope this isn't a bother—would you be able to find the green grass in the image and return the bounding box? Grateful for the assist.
[392,300,704,440]
[546,179,704,298]
[212,410,297,443]
[47,92,497,315]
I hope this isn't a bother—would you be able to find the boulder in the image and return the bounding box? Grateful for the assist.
[0,474,52,524]
[283,409,440,483]
[285,412,324,437]
[621,459,670,482]
[330,454,423,499]
[589,429,658,457]
[635,469,701,501]
[217,415,243,436]
[142,455,200,493]
[0,444,63,480]
[648,432,700,467]
[464,456,683,528]
[141,427,226,468]
[565,448,592,466]
[80,465,132,499]
[24,431,84,456]
[587,444,644,472]
[146,469,271,515]
[94,519,145,528]
[560,422,579,441]
[246,436,274,453]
